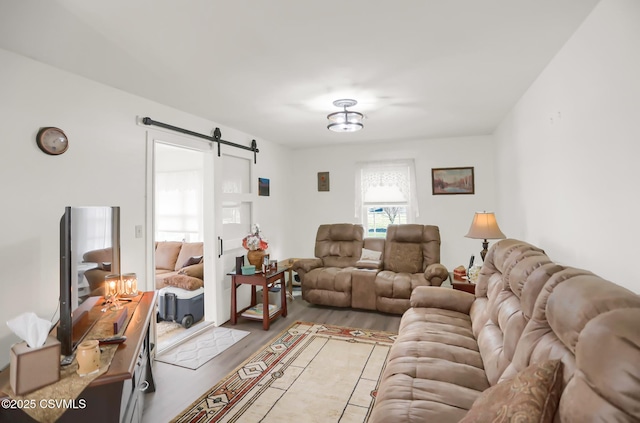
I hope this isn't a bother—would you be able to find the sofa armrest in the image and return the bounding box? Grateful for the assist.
[424,263,448,286]
[410,286,474,314]
[292,258,323,274]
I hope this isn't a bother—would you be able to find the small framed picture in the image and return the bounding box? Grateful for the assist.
[431,167,475,195]
[262,254,270,272]
[317,172,330,192]
[258,178,270,196]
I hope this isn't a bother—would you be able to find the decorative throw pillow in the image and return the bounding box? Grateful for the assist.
[360,248,382,261]
[179,262,204,279]
[386,243,423,273]
[163,274,203,291]
[459,359,564,423]
[182,255,203,268]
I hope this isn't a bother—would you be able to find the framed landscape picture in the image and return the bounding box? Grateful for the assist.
[432,167,475,195]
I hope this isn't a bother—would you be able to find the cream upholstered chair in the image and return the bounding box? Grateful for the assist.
[374,224,448,314]
[293,223,364,307]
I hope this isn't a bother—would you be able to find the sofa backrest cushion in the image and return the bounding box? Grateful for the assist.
[507,273,640,422]
[363,238,385,256]
[174,242,204,271]
[475,239,640,422]
[559,305,640,422]
[155,241,183,271]
[315,224,364,268]
[471,239,558,385]
[383,224,441,273]
[386,242,422,273]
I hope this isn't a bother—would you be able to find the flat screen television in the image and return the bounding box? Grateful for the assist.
[58,206,121,357]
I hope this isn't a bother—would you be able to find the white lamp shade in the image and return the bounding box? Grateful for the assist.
[465,212,506,240]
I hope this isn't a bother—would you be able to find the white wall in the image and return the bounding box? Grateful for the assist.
[494,0,640,292]
[0,48,291,367]
[289,136,498,272]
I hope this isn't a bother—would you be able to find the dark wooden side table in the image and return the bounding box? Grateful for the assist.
[229,269,288,330]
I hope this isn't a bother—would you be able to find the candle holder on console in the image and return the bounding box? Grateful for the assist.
[120,273,139,297]
[103,274,124,311]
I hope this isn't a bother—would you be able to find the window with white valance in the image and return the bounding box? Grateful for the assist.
[355,160,419,237]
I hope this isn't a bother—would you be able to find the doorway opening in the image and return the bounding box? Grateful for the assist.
[152,140,214,353]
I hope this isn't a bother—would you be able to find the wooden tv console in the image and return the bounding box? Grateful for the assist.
[0,291,157,423]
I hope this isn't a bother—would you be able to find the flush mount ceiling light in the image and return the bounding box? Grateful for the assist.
[327,99,364,132]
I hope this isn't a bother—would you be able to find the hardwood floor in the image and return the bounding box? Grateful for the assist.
[141,294,402,422]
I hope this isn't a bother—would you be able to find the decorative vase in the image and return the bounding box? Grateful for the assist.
[76,340,101,376]
[247,249,266,269]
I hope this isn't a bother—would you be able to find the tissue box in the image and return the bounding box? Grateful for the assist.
[10,336,61,395]
[241,265,256,275]
[453,266,467,281]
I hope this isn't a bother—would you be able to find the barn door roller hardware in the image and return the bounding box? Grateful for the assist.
[142,117,259,163]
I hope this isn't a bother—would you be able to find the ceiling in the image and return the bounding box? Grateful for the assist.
[0,0,599,149]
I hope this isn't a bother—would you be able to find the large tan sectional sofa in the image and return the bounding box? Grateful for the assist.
[293,223,449,315]
[370,238,640,422]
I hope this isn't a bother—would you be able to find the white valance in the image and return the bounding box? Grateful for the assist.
[355,159,419,219]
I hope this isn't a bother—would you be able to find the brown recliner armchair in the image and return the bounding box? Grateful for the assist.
[293,223,364,307]
[374,224,448,314]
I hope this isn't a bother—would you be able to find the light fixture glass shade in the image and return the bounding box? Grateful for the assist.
[327,99,364,132]
[465,212,506,240]
[328,121,364,132]
[328,111,363,124]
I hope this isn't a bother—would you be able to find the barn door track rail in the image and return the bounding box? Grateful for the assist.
[142,117,259,163]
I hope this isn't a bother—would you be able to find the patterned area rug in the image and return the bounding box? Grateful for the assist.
[156,326,250,370]
[171,321,396,423]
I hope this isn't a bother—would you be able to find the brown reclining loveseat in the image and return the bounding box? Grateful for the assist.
[293,223,448,315]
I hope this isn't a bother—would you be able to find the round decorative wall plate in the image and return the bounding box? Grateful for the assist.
[36,127,69,155]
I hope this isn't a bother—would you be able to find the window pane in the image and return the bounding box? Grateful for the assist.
[222,154,251,194]
[365,206,408,237]
[356,159,418,224]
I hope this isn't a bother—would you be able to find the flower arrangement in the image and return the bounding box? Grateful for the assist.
[242,224,269,251]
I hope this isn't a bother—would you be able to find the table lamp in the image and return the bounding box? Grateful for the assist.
[465,211,506,260]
